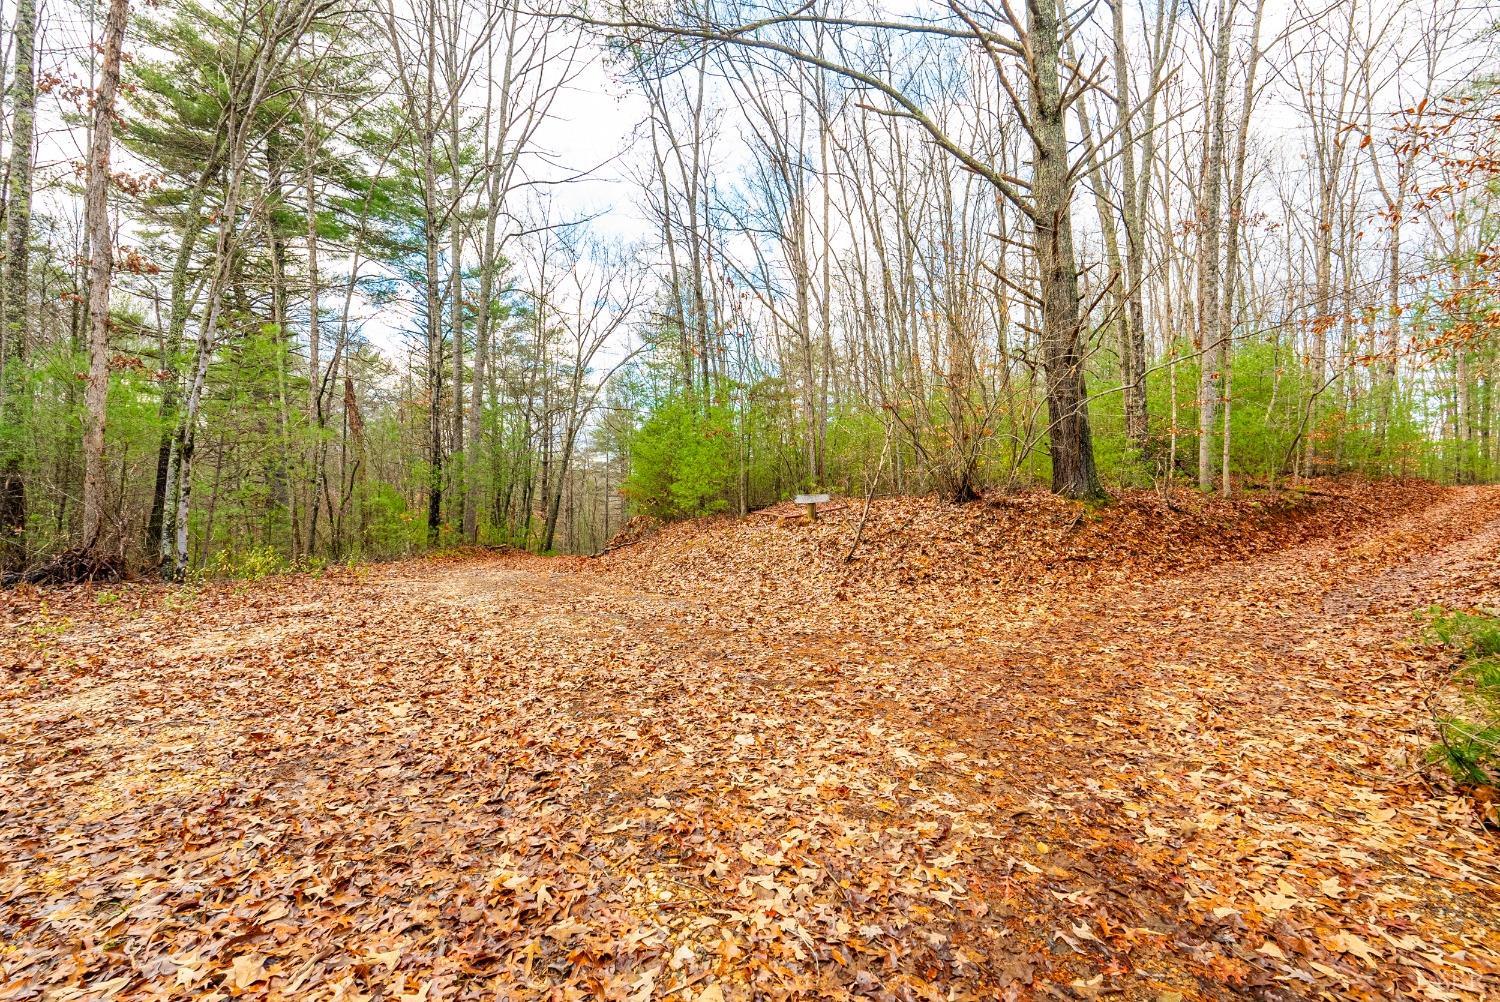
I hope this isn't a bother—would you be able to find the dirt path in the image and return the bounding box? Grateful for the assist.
[1,487,1497,1001]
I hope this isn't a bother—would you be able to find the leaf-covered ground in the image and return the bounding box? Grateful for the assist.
[2,481,1498,1001]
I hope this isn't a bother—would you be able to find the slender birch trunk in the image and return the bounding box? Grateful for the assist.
[171,0,315,577]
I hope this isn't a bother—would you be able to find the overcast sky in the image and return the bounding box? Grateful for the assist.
[7,0,1494,368]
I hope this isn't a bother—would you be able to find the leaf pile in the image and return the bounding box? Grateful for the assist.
[2,481,1499,1000]
[595,479,1440,633]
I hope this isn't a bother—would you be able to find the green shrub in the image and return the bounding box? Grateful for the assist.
[362,483,425,556]
[1430,718,1500,787]
[1428,608,1500,659]
[621,392,740,520]
[1461,658,1500,693]
[197,544,293,581]
[1426,608,1500,789]
[195,544,331,581]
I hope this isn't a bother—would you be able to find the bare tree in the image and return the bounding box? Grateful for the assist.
[578,0,1119,497]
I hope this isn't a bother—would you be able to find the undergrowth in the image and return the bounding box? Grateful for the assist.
[196,545,331,582]
[1425,608,1500,794]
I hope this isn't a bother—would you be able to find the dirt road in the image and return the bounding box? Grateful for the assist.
[2,485,1498,1000]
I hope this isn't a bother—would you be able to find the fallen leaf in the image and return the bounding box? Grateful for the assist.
[227,954,267,990]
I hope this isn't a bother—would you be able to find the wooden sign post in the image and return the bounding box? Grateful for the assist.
[794,493,831,522]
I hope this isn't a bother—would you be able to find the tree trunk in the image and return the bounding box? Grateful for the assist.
[465,141,503,542]
[0,0,37,571]
[448,46,465,530]
[423,164,444,543]
[1030,0,1102,499]
[1196,0,1233,491]
[148,174,213,559]
[1219,0,1265,494]
[422,14,444,544]
[80,0,130,556]
[1109,0,1149,447]
[304,65,323,556]
[171,2,304,578]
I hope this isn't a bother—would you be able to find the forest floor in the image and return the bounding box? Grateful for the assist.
[2,480,1499,1001]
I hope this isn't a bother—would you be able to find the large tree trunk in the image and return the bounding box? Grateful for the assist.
[1,0,37,571]
[1030,0,1101,499]
[1196,1,1233,491]
[80,0,131,556]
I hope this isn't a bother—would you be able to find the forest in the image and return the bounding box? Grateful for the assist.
[3,2,1500,998]
[0,0,1494,575]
